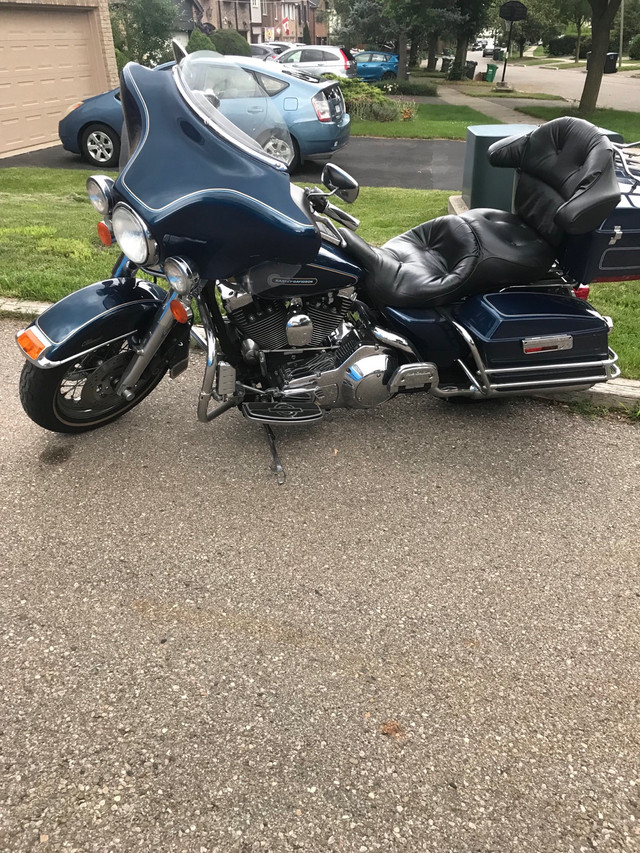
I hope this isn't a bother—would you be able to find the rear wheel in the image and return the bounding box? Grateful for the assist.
[20,339,168,433]
[80,123,121,168]
[259,130,297,171]
[382,71,397,80]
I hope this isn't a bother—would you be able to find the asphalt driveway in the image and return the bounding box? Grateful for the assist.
[2,317,640,852]
[0,138,465,190]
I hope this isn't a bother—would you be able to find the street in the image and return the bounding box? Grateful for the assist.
[2,317,640,852]
[481,58,640,111]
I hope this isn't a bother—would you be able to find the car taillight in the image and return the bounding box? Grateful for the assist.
[340,50,349,72]
[312,91,332,122]
[574,284,590,300]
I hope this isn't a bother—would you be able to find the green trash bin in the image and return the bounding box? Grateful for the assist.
[485,62,498,83]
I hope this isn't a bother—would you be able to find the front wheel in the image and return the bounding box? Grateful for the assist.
[19,339,168,433]
[381,71,397,80]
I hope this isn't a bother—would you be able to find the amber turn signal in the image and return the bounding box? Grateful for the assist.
[17,328,47,360]
[97,221,113,246]
[170,300,191,324]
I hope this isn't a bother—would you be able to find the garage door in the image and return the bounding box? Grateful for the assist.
[0,6,107,156]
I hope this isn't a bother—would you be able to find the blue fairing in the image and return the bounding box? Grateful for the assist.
[114,63,320,281]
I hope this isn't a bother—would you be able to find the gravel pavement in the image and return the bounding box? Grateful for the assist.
[1,317,640,853]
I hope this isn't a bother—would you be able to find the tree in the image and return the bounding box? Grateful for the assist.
[303,23,311,44]
[109,0,177,65]
[446,0,493,79]
[612,0,640,50]
[558,0,592,61]
[187,28,216,52]
[579,0,623,113]
[210,29,251,55]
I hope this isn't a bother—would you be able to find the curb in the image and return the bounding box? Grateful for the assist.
[3,296,639,413]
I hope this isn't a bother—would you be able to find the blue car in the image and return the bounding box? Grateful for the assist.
[58,55,350,172]
[354,51,399,81]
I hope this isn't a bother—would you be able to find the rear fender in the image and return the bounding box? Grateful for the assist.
[17,277,167,368]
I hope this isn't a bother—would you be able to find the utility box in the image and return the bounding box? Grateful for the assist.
[462,124,625,212]
[461,124,538,211]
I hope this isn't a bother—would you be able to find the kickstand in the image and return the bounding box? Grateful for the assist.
[263,424,286,485]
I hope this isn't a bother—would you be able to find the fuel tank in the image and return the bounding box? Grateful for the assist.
[241,243,362,298]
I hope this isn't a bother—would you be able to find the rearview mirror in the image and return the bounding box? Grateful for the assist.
[321,164,359,204]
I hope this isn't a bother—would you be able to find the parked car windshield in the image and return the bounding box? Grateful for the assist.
[176,51,294,166]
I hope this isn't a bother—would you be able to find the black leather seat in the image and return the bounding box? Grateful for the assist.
[340,117,621,309]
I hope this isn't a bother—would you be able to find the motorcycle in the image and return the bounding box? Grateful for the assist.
[15,50,635,482]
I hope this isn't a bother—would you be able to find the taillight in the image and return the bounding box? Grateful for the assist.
[340,50,349,72]
[574,284,590,300]
[312,91,331,122]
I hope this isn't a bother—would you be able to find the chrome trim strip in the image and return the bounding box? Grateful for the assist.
[489,373,612,390]
[485,350,618,375]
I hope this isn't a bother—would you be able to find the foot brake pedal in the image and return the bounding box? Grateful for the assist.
[242,400,324,425]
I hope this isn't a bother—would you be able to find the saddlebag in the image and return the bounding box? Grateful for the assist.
[560,173,640,284]
[453,291,617,392]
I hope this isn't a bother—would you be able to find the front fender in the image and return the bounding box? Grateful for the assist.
[17,277,167,367]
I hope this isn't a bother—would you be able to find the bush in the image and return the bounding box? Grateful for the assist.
[548,34,576,56]
[373,79,437,96]
[630,34,640,60]
[210,29,251,56]
[187,29,216,53]
[323,75,401,121]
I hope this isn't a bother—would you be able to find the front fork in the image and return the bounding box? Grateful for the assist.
[116,289,192,400]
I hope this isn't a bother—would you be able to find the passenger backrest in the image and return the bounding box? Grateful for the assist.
[488,117,621,246]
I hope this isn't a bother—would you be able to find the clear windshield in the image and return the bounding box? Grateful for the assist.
[176,51,294,168]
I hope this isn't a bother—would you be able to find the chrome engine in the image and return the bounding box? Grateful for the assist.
[220,284,402,409]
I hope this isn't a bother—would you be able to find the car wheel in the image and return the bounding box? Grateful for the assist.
[80,123,121,168]
[259,131,298,171]
[382,71,397,80]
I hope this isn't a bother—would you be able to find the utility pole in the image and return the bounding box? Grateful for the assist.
[618,0,624,69]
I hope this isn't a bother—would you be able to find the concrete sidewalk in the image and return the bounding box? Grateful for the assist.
[437,85,551,125]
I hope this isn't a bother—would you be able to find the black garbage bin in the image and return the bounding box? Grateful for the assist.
[605,52,618,73]
[441,57,452,73]
[465,60,477,79]
[493,48,503,61]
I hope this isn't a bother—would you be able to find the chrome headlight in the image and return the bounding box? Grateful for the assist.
[112,203,158,265]
[163,256,199,295]
[86,175,115,216]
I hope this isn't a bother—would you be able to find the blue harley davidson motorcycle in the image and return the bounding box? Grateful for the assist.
[15,51,635,481]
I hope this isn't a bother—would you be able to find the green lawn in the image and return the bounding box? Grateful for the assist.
[2,168,640,379]
[514,106,640,142]
[351,103,501,139]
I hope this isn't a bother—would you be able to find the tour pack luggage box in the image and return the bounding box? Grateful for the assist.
[560,171,640,283]
[454,291,614,391]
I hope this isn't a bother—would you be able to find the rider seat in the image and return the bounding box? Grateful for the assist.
[340,117,621,308]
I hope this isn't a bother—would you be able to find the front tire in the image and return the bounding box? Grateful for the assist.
[80,123,121,168]
[19,339,167,433]
[382,71,397,80]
